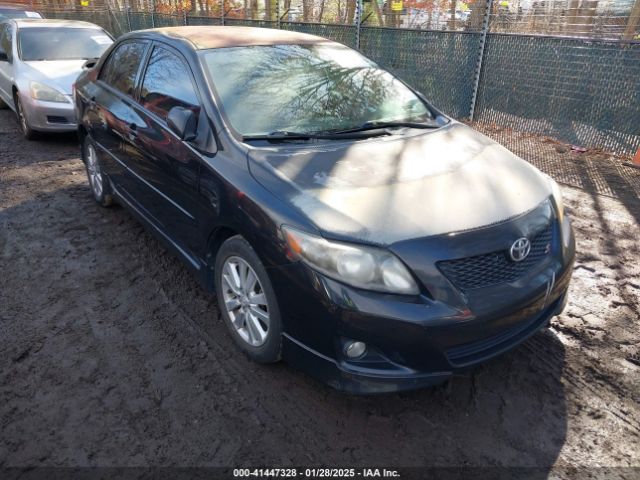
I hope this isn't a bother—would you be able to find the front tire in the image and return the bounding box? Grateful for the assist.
[83,136,113,207]
[14,93,36,140]
[214,235,282,363]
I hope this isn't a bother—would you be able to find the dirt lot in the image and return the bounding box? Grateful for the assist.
[1,108,639,475]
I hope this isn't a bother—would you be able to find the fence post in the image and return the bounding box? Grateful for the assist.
[125,0,132,33]
[184,9,187,25]
[276,0,281,29]
[221,0,225,25]
[150,0,156,28]
[355,0,363,50]
[469,0,493,120]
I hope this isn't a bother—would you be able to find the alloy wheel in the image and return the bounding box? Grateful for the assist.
[221,256,270,347]
[85,143,103,199]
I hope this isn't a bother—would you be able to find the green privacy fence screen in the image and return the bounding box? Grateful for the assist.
[40,8,640,155]
[474,34,640,154]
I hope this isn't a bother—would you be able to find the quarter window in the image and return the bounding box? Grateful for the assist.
[99,41,147,97]
[140,46,200,121]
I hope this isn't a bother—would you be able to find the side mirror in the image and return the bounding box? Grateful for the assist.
[167,106,197,142]
[82,58,98,70]
[0,51,8,62]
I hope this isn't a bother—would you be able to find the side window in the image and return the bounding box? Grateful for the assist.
[99,41,147,97]
[0,25,13,62]
[140,46,200,121]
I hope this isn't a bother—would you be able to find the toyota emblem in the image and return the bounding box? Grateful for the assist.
[510,237,531,262]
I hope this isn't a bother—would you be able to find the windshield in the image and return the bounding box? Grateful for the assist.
[202,44,433,136]
[18,27,112,61]
[0,9,42,19]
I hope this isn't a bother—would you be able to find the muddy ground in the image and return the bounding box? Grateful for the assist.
[1,108,639,476]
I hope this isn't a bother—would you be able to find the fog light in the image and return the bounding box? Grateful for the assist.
[344,341,367,359]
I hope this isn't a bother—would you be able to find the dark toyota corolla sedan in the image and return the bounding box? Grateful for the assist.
[74,26,575,393]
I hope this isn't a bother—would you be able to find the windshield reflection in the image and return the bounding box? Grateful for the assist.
[202,44,432,136]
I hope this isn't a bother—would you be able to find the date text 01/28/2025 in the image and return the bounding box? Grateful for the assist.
[233,468,401,478]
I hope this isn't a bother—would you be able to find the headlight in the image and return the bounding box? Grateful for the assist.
[282,226,419,295]
[30,82,68,103]
[549,179,572,248]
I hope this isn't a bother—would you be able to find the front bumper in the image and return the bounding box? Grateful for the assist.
[282,291,569,394]
[271,260,572,394]
[19,91,76,132]
[268,207,576,394]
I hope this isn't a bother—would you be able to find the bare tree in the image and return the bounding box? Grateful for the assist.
[624,0,640,39]
[447,0,456,29]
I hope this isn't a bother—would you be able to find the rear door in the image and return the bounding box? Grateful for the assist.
[125,44,205,258]
[89,40,149,201]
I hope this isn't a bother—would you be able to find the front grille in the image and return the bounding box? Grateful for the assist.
[437,223,553,291]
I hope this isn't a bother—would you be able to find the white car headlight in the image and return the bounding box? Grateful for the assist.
[30,82,68,103]
[282,226,419,295]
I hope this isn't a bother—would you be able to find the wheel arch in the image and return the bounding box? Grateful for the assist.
[204,225,240,291]
[11,85,18,109]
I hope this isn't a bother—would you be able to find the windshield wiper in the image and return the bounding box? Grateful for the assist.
[322,119,443,135]
[242,118,447,142]
[242,129,391,142]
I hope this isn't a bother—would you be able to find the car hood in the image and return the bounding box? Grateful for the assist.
[248,123,552,245]
[23,60,86,95]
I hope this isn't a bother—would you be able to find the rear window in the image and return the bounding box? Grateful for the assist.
[99,41,147,97]
[18,27,112,61]
[0,9,42,19]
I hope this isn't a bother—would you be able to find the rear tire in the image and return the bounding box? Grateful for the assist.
[14,93,36,140]
[214,235,282,364]
[82,136,113,207]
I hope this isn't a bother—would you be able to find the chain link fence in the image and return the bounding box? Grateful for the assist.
[14,0,640,158]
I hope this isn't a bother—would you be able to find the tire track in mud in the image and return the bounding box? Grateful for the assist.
[523,334,640,436]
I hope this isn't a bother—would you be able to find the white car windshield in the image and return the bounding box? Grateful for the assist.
[18,27,112,61]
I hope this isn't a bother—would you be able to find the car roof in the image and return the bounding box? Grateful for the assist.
[140,26,334,50]
[12,18,101,28]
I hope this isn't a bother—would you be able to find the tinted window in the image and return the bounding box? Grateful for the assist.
[140,47,200,121]
[18,27,112,61]
[99,41,147,97]
[202,44,432,136]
